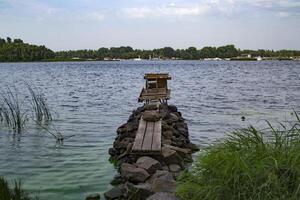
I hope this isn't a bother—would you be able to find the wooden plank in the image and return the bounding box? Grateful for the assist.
[151,120,162,151]
[132,118,147,151]
[142,122,155,151]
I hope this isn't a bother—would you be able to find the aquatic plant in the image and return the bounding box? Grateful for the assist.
[176,111,300,200]
[36,123,75,144]
[0,85,53,134]
[0,88,28,133]
[0,176,38,200]
[27,85,52,124]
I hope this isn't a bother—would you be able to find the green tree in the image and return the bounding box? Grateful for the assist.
[6,37,12,44]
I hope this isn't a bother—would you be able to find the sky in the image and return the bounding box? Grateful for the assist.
[0,0,300,51]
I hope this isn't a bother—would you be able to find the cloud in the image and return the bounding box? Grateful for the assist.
[278,11,290,17]
[122,3,210,18]
[121,0,300,19]
[88,12,105,21]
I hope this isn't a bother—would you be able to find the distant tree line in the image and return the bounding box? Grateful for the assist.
[1,37,300,62]
[0,37,55,62]
[55,45,300,60]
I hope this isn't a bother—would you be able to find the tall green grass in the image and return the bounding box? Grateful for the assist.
[0,177,38,200]
[176,112,300,200]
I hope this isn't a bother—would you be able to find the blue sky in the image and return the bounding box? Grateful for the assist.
[1,0,300,51]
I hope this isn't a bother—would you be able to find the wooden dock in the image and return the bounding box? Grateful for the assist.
[132,116,162,154]
[132,73,171,154]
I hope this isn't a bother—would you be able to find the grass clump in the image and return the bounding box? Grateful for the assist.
[176,112,300,200]
[0,177,37,200]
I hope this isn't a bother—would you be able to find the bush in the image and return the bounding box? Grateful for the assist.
[176,112,300,200]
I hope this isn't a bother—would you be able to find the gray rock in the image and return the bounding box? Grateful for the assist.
[168,105,178,113]
[144,104,158,111]
[162,130,173,139]
[163,145,191,158]
[159,103,169,115]
[165,113,179,124]
[162,139,172,145]
[162,122,173,132]
[108,148,119,156]
[117,124,127,134]
[110,174,125,186]
[136,156,161,174]
[186,142,200,152]
[126,121,138,132]
[151,171,176,193]
[143,111,161,122]
[129,183,154,200]
[113,138,134,149]
[161,166,169,171]
[118,131,136,140]
[85,193,100,200]
[161,146,182,165]
[104,187,123,200]
[146,192,179,200]
[168,164,181,172]
[120,163,150,183]
[177,127,189,138]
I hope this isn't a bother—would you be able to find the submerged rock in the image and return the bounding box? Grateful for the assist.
[85,193,100,200]
[185,142,200,152]
[104,186,123,200]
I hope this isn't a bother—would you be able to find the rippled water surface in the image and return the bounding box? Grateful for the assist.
[0,60,299,199]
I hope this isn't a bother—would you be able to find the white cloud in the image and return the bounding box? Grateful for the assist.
[88,12,105,21]
[122,3,210,18]
[278,11,290,17]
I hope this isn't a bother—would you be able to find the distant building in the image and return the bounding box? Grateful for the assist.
[240,54,252,58]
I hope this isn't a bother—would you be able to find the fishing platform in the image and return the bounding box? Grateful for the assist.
[132,73,171,154]
[138,73,171,104]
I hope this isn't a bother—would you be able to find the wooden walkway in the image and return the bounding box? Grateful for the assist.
[132,103,162,154]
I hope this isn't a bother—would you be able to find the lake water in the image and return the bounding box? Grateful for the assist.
[0,60,299,199]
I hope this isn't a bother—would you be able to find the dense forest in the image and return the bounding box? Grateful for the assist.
[0,37,55,62]
[1,37,300,62]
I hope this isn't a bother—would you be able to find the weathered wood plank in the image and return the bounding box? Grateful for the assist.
[151,119,161,151]
[132,118,147,151]
[142,122,155,151]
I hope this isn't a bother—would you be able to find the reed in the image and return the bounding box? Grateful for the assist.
[27,85,52,124]
[176,111,300,200]
[0,88,28,133]
[0,176,38,200]
[36,122,75,144]
[0,85,53,133]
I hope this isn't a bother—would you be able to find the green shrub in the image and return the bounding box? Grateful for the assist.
[177,112,300,200]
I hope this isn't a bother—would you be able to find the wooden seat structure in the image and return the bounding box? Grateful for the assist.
[132,73,171,154]
[138,73,171,103]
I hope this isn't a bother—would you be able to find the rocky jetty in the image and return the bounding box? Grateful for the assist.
[104,103,199,200]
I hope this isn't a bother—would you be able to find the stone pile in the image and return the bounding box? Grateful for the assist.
[103,103,199,200]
